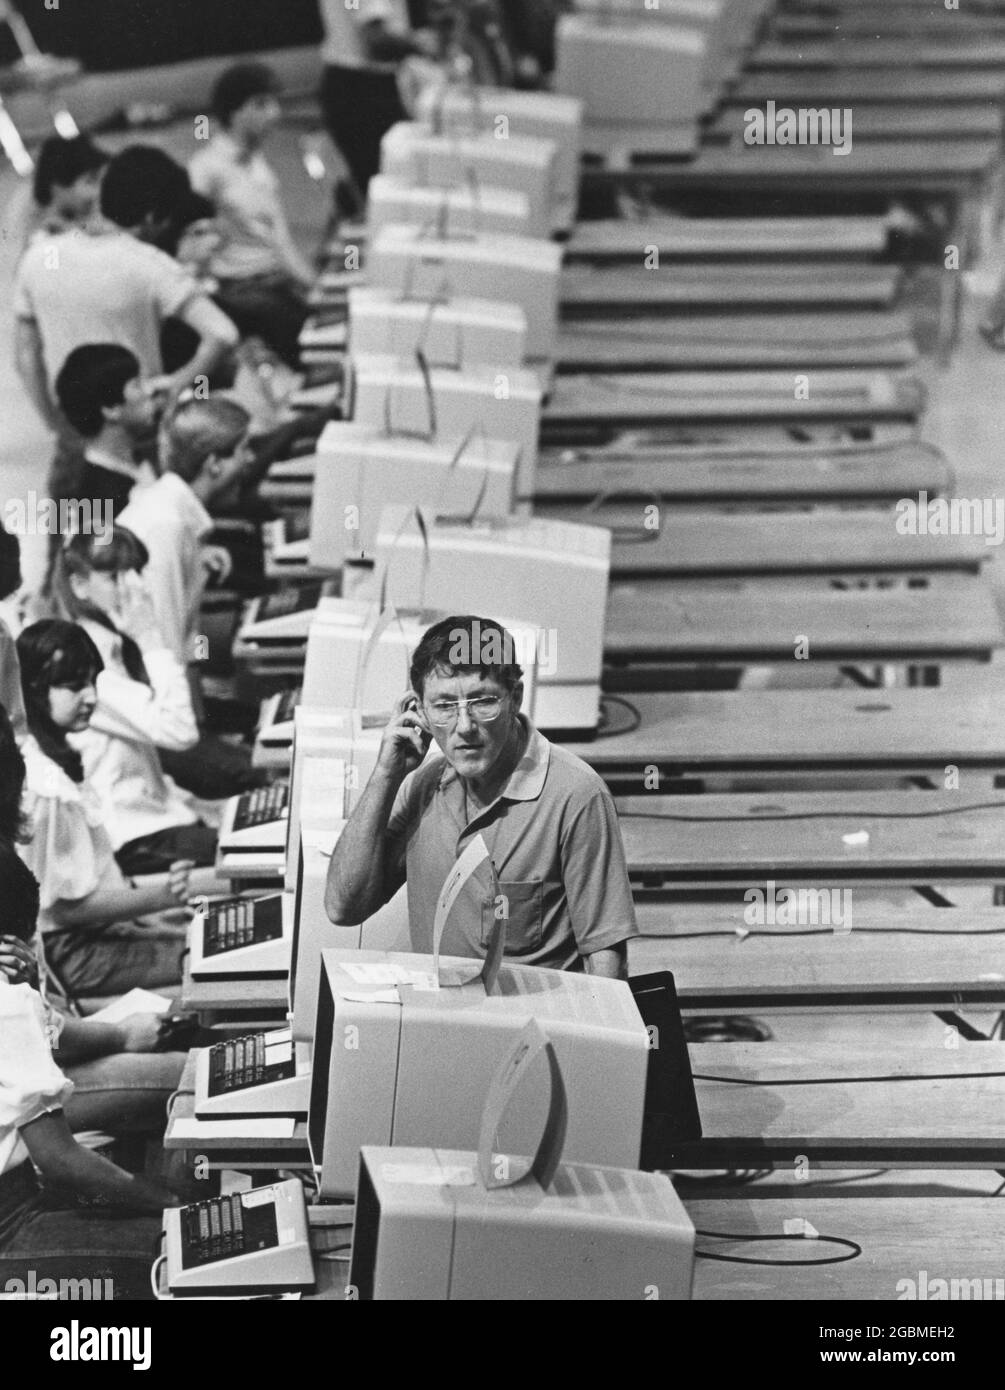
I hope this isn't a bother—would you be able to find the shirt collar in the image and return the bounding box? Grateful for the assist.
[437,716,551,805]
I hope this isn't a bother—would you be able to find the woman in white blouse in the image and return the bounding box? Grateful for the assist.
[51,527,221,877]
[16,620,219,1003]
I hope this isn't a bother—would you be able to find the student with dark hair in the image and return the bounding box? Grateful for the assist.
[30,133,108,238]
[15,620,218,1001]
[51,528,220,876]
[189,62,312,367]
[0,703,188,1145]
[53,344,161,520]
[0,520,28,737]
[14,145,239,435]
[326,614,638,976]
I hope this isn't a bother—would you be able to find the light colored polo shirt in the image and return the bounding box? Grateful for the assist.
[189,134,291,281]
[386,718,639,970]
[118,472,214,666]
[319,0,411,70]
[13,223,198,388]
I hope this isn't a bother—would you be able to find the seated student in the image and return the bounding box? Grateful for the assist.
[0,708,187,1142]
[0,880,182,1299]
[326,614,639,976]
[51,527,220,877]
[189,62,313,368]
[53,343,162,522]
[13,144,239,436]
[28,133,109,242]
[0,520,28,738]
[118,394,251,666]
[16,620,218,1003]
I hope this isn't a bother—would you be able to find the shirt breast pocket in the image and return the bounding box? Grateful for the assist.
[481,879,543,956]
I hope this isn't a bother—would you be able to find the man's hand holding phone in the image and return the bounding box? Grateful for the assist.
[377,691,432,779]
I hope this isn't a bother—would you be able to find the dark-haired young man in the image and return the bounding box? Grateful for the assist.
[326,615,637,977]
[54,344,161,521]
[189,62,312,366]
[14,145,238,433]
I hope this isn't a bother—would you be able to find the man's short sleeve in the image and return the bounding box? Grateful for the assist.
[560,786,639,956]
[139,243,199,322]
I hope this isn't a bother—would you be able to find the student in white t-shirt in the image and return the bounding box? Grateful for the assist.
[189,63,313,367]
[13,146,239,435]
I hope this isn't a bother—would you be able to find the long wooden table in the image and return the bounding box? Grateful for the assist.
[686,1193,1005,1299]
[534,441,951,504]
[603,573,1003,672]
[542,372,924,436]
[752,38,1005,66]
[677,1042,1005,1167]
[565,215,890,261]
[556,312,918,372]
[734,70,1005,103]
[563,685,1005,779]
[617,790,1005,889]
[560,265,902,311]
[629,904,1005,1010]
[539,506,985,576]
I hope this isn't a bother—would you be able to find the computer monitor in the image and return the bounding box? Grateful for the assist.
[347,287,528,371]
[307,420,518,570]
[375,507,610,736]
[348,1147,694,1300]
[308,948,650,1201]
[283,707,382,892]
[349,352,542,499]
[288,825,410,1040]
[301,599,540,723]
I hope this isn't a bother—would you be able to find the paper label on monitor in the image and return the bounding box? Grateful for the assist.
[380,1162,476,1187]
[432,834,490,980]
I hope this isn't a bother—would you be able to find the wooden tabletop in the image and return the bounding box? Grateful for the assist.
[604,573,1003,663]
[685,1193,1005,1299]
[534,441,951,504]
[630,904,1005,1009]
[752,38,1005,66]
[734,70,1005,103]
[565,216,890,260]
[543,371,922,431]
[563,685,1005,775]
[710,103,1002,143]
[679,1041,1005,1165]
[560,265,902,310]
[180,960,289,1019]
[556,313,917,371]
[542,506,984,576]
[617,789,1005,887]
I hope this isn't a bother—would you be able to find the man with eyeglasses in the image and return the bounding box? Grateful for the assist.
[325,614,637,977]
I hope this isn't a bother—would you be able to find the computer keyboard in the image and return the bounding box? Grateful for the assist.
[202,896,283,958]
[208,1033,296,1096]
[180,1192,279,1270]
[232,783,289,831]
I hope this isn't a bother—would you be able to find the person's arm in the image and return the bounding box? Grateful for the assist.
[583,943,628,981]
[21,1109,180,1212]
[325,692,428,924]
[48,860,210,931]
[13,318,60,432]
[164,294,239,399]
[54,1011,162,1064]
